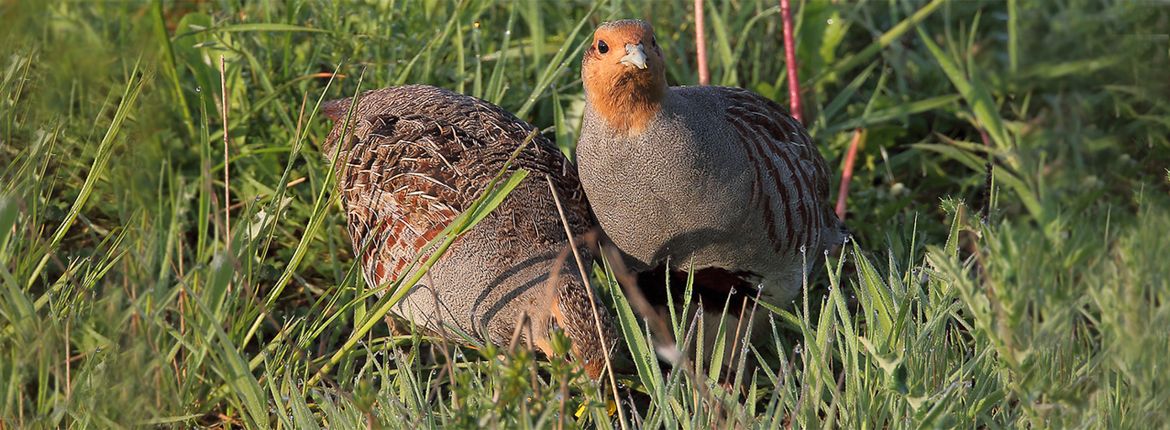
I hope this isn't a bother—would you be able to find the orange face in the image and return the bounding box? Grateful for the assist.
[585,19,665,73]
[582,19,668,133]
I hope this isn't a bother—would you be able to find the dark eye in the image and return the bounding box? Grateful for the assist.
[597,40,609,54]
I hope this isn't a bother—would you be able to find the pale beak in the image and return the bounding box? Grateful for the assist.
[619,43,648,70]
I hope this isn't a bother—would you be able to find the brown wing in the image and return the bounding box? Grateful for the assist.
[320,85,593,288]
[718,87,837,256]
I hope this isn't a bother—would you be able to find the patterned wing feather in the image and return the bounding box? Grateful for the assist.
[718,87,837,256]
[320,85,592,289]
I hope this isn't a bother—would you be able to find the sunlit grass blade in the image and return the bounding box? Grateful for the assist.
[27,62,149,289]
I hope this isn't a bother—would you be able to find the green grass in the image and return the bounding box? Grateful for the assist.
[2,0,1169,428]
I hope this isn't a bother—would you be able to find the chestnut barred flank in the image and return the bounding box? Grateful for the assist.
[719,87,838,257]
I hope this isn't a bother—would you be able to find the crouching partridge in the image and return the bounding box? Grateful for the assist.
[321,85,616,378]
[576,20,846,335]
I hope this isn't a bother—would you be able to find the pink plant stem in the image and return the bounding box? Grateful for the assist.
[780,0,802,123]
[836,129,863,221]
[695,0,710,85]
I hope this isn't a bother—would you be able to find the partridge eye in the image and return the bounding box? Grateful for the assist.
[597,40,609,54]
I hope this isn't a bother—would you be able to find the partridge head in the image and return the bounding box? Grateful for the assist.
[581,19,668,134]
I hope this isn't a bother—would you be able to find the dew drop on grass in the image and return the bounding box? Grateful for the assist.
[729,287,737,296]
[800,244,807,254]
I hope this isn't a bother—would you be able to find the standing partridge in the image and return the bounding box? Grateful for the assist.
[576,20,846,335]
[321,85,616,378]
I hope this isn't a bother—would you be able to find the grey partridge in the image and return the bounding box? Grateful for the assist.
[576,20,846,335]
[321,85,616,378]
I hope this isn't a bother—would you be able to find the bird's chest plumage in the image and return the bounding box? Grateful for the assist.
[577,105,755,268]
